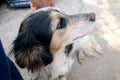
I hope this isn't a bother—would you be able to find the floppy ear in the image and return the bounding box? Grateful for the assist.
[11,12,53,72]
[11,32,53,72]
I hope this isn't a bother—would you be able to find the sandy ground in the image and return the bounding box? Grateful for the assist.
[0,0,120,80]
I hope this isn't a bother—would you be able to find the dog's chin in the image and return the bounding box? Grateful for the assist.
[71,22,95,42]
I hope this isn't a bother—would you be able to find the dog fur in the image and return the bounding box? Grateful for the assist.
[11,7,96,80]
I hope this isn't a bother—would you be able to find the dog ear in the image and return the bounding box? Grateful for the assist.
[10,12,53,72]
[11,32,53,72]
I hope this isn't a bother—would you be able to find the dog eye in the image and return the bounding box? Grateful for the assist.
[56,18,66,29]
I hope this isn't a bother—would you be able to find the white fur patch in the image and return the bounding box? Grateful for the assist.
[59,58,73,75]
[52,47,74,78]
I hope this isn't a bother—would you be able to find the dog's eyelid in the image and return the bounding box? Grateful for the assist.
[56,17,67,29]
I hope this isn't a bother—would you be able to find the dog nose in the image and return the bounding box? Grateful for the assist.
[89,13,96,21]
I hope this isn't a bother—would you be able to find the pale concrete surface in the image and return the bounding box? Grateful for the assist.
[0,0,120,80]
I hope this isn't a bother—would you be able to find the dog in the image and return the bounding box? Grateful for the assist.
[11,7,96,80]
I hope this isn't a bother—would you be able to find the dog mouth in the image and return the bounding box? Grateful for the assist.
[72,32,88,41]
[73,36,81,41]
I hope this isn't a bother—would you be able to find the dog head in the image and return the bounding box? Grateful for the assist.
[11,7,95,72]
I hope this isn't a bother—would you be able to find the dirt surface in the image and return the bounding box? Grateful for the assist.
[0,0,120,80]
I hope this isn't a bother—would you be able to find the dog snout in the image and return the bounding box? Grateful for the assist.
[68,12,96,22]
[88,13,96,21]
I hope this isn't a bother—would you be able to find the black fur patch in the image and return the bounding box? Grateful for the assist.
[11,10,53,72]
[65,44,73,56]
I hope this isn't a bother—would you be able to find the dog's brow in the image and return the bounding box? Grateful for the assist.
[53,9,64,14]
[54,10,60,12]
